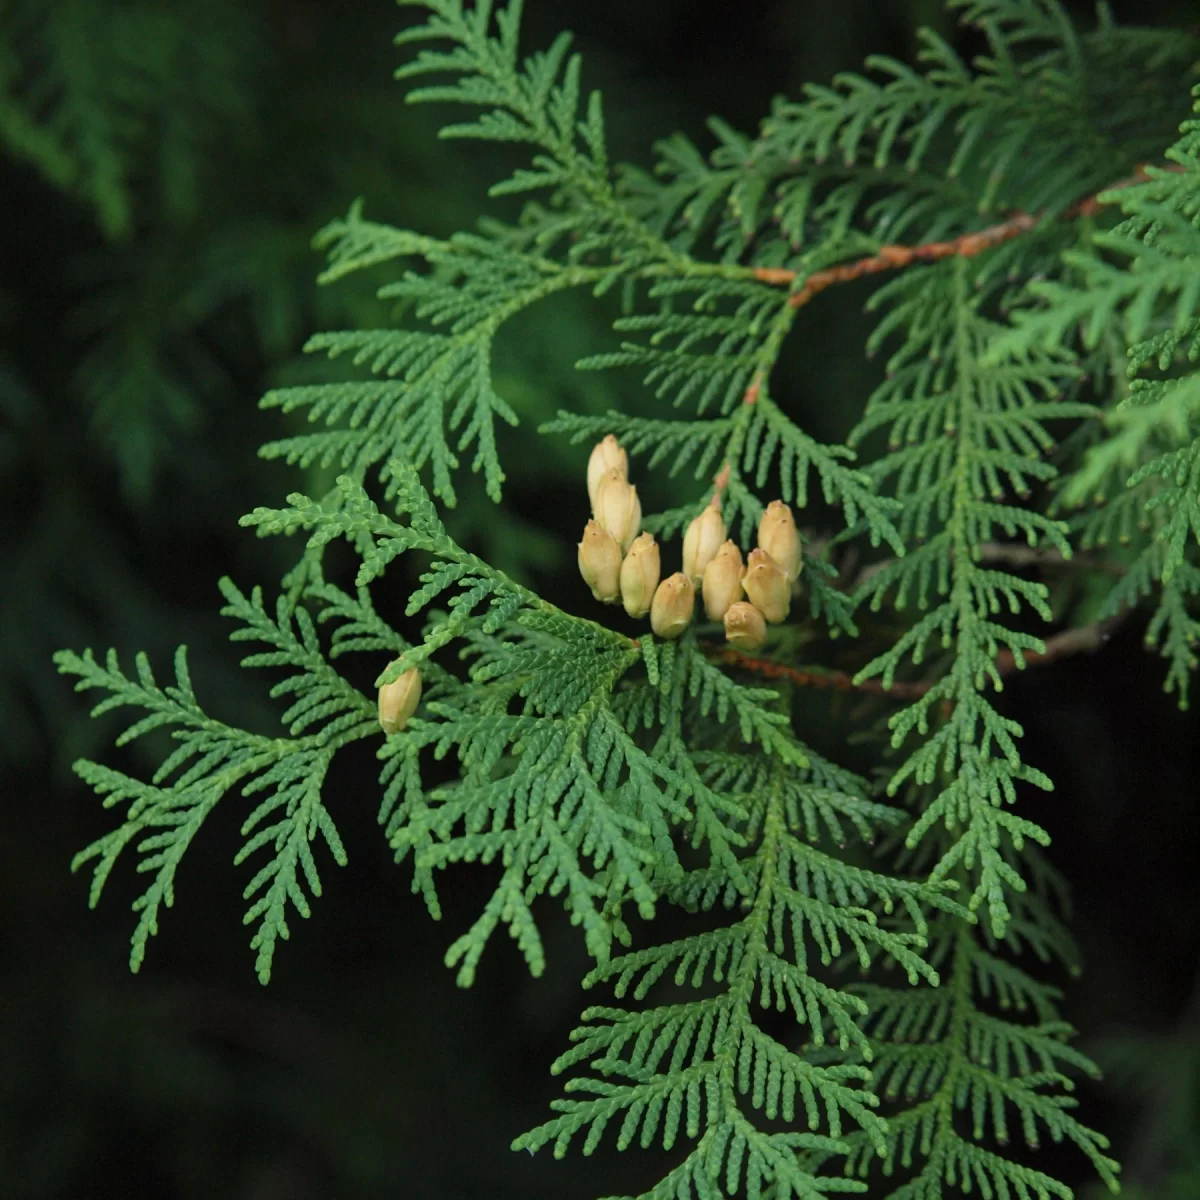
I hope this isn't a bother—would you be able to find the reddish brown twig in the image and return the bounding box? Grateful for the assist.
[709,607,1130,701]
[754,164,1169,310]
[711,461,732,504]
[706,647,930,700]
[708,370,764,506]
[776,213,1037,309]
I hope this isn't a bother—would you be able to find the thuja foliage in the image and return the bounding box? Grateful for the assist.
[0,0,516,781]
[54,1,1200,1196]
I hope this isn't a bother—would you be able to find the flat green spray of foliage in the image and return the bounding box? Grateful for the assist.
[54,1,1200,1196]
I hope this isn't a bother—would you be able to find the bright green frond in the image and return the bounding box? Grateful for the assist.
[518,761,967,1197]
[989,88,1200,704]
[54,641,358,983]
[824,870,1119,1199]
[849,258,1075,935]
[626,0,1194,272]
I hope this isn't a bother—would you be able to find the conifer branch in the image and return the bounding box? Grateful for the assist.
[53,4,1200,1197]
[55,631,370,984]
[517,758,966,1196]
[848,253,1087,935]
[989,87,1200,705]
[820,847,1120,1196]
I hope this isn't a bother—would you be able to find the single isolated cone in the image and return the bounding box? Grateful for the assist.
[757,500,802,582]
[594,469,642,553]
[650,572,695,640]
[682,505,725,584]
[743,547,790,624]
[379,664,422,734]
[587,434,628,510]
[702,540,744,622]
[578,519,622,602]
[620,532,660,618]
[724,601,767,653]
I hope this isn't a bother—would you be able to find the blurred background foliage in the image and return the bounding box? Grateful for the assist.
[1,0,1198,1195]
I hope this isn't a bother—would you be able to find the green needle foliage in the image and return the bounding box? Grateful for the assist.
[849,254,1085,936]
[516,755,968,1199]
[991,90,1200,705]
[58,580,373,984]
[53,1,1200,1197]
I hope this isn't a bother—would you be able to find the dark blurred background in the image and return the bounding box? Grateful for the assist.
[2,0,1198,1196]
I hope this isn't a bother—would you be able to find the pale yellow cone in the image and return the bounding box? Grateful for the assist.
[743,547,790,624]
[702,540,744,622]
[757,500,802,583]
[594,470,642,553]
[724,601,767,653]
[650,572,695,640]
[682,505,725,584]
[587,435,628,510]
[578,519,622,602]
[620,532,661,619]
[379,665,422,734]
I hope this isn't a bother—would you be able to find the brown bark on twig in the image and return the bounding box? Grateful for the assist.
[753,164,1172,309]
[706,646,930,700]
[708,608,1130,701]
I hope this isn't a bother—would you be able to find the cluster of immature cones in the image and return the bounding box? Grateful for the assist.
[577,435,802,651]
